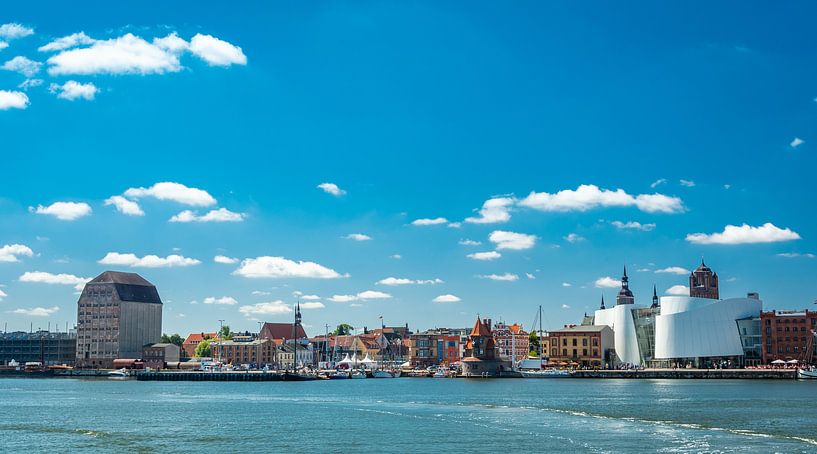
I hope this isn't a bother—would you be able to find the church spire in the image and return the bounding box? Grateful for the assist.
[600,295,606,310]
[651,285,659,308]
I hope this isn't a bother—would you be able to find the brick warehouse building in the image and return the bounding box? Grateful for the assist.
[761,310,817,364]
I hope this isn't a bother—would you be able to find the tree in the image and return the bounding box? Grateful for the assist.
[195,339,212,358]
[219,325,232,340]
[161,333,184,347]
[333,323,354,336]
[529,331,540,357]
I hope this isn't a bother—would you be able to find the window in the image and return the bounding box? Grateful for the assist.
[562,349,567,356]
[582,338,588,346]
[572,339,577,346]
[583,349,588,356]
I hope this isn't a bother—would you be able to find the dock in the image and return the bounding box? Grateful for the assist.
[569,368,797,379]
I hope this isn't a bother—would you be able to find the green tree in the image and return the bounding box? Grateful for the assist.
[333,323,354,336]
[161,333,184,347]
[195,339,212,358]
[529,331,540,357]
[219,325,232,340]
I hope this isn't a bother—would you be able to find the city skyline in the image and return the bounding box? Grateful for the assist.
[2,2,817,335]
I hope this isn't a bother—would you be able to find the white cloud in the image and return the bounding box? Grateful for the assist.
[0,289,5,301]
[17,78,42,90]
[650,178,667,189]
[292,292,320,300]
[47,33,182,76]
[478,273,519,282]
[561,304,571,309]
[459,239,481,246]
[30,202,91,221]
[377,277,443,286]
[38,32,96,52]
[411,217,448,226]
[447,222,462,228]
[152,33,189,54]
[776,252,815,259]
[169,208,244,223]
[344,233,371,241]
[561,282,572,287]
[465,197,514,224]
[679,179,696,187]
[564,233,584,243]
[433,294,461,303]
[390,254,402,259]
[19,271,90,291]
[104,196,143,216]
[328,294,357,303]
[0,24,34,40]
[357,290,392,299]
[467,251,501,261]
[0,90,29,110]
[49,80,98,101]
[2,56,42,77]
[124,182,216,206]
[11,306,59,317]
[251,290,271,296]
[791,137,805,149]
[350,303,363,308]
[189,33,246,66]
[724,184,732,190]
[98,252,201,268]
[519,184,685,214]
[665,285,689,296]
[656,266,690,275]
[214,255,239,264]
[611,220,656,231]
[0,42,6,51]
[489,230,537,250]
[301,302,325,309]
[203,296,237,305]
[239,300,292,317]
[526,273,536,280]
[686,223,801,245]
[594,276,621,288]
[234,256,345,279]
[0,244,34,262]
[317,182,345,196]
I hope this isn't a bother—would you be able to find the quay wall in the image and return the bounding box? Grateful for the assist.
[569,369,796,379]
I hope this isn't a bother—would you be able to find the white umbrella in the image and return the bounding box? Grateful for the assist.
[787,359,799,364]
[771,359,786,365]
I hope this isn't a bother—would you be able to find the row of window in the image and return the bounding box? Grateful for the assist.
[551,348,599,357]
[554,337,599,347]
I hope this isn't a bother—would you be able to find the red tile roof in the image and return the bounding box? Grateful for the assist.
[259,322,307,340]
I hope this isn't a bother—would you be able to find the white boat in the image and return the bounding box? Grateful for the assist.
[330,370,350,379]
[372,369,401,378]
[520,369,572,378]
[107,368,130,379]
[433,367,447,378]
[797,368,817,379]
[350,369,367,379]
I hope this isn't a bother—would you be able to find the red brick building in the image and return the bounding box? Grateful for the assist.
[492,322,529,362]
[182,332,217,358]
[761,310,817,364]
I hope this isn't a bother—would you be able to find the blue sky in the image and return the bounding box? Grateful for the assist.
[1,2,816,336]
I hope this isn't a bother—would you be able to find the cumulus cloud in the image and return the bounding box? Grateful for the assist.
[2,56,42,77]
[686,223,801,245]
[19,271,90,291]
[328,294,358,303]
[203,296,237,305]
[98,252,201,268]
[38,32,96,52]
[679,179,696,188]
[104,196,143,216]
[519,184,684,214]
[433,294,461,303]
[611,221,655,231]
[233,256,345,279]
[49,80,98,100]
[344,233,371,241]
[328,290,392,302]
[390,254,402,259]
[124,182,216,206]
[411,217,448,226]
[11,306,59,317]
[300,302,325,309]
[561,304,571,309]
[478,273,519,282]
[776,252,815,259]
[665,285,690,296]
[0,90,29,110]
[0,42,6,51]
[562,282,572,287]
[564,233,584,243]
[465,197,514,224]
[467,251,501,261]
[526,273,536,280]
[0,244,34,262]
[239,300,292,317]
[791,137,804,149]
[459,239,481,246]
[169,208,244,223]
[251,290,271,296]
[594,276,621,288]
[656,266,690,275]
[489,230,537,250]
[0,24,34,40]
[317,182,345,196]
[17,78,42,90]
[30,201,91,221]
[0,289,6,301]
[376,277,443,286]
[152,33,188,54]
[189,33,247,66]
[214,255,239,264]
[46,33,182,76]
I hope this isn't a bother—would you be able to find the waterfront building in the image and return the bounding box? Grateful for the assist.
[760,310,817,364]
[76,271,163,368]
[142,343,180,369]
[409,328,466,367]
[461,317,511,376]
[548,325,615,367]
[0,330,77,366]
[182,332,217,358]
[258,322,308,341]
[211,338,275,367]
[276,342,314,368]
[492,322,530,362]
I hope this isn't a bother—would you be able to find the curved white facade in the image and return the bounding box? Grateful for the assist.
[594,304,642,365]
[654,296,761,359]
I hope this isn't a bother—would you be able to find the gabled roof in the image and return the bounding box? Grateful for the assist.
[183,333,217,344]
[259,322,308,340]
[469,317,491,337]
[89,271,155,286]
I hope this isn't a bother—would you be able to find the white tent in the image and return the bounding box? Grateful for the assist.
[360,354,375,364]
[337,354,353,365]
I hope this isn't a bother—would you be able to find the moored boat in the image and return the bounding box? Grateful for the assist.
[350,369,367,379]
[520,369,572,378]
[432,367,447,378]
[107,368,130,380]
[797,368,817,379]
[372,369,401,378]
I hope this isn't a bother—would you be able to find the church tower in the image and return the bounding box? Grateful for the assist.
[599,295,606,310]
[616,266,635,305]
[689,259,719,299]
[651,285,659,309]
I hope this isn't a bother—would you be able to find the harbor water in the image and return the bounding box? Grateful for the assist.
[2,378,816,453]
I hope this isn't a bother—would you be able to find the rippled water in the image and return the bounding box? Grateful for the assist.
[1,378,815,453]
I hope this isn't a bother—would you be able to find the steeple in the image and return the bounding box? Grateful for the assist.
[616,265,635,305]
[651,285,659,309]
[600,295,606,310]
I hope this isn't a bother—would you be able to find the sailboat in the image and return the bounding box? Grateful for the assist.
[521,305,572,378]
[797,330,817,379]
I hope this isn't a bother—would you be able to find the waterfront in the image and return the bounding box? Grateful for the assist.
[2,378,816,453]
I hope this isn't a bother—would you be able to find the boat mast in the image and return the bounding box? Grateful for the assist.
[539,305,543,368]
